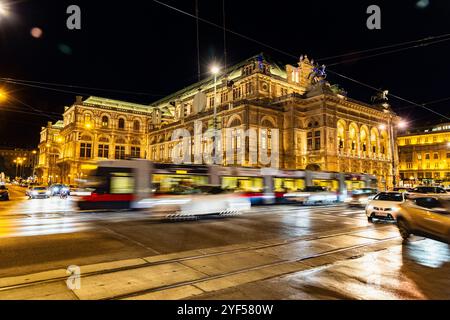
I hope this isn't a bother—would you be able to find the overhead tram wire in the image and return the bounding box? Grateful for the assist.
[326,36,450,67]
[0,77,165,97]
[326,69,450,121]
[152,0,450,122]
[318,33,450,63]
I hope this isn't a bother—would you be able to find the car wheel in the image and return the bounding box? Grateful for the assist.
[397,219,411,241]
[367,216,373,223]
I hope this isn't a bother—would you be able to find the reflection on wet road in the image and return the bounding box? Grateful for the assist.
[0,185,449,300]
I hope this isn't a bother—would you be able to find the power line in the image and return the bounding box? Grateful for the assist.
[318,33,450,63]
[327,36,450,67]
[151,0,450,122]
[326,69,450,121]
[0,77,164,97]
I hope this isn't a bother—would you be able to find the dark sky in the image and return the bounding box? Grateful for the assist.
[0,0,449,148]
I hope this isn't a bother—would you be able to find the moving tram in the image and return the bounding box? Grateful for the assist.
[77,159,377,210]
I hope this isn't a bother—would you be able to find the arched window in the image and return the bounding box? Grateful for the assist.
[229,117,242,128]
[101,116,109,128]
[118,118,125,130]
[133,120,140,131]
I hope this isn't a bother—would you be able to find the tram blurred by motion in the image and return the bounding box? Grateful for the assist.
[76,159,378,215]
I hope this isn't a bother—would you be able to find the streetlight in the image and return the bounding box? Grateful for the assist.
[210,64,221,164]
[0,88,7,102]
[0,1,9,17]
[380,118,408,188]
[32,150,37,181]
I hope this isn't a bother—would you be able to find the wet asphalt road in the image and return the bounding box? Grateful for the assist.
[0,185,449,300]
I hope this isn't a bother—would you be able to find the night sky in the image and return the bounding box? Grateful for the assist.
[0,0,449,148]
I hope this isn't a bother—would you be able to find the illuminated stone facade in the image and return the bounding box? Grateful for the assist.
[398,123,450,187]
[35,54,400,189]
[147,54,399,189]
[37,96,157,185]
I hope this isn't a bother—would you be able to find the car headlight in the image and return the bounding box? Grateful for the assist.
[367,205,374,210]
[32,191,38,196]
[46,191,51,195]
[392,207,400,213]
[359,197,369,203]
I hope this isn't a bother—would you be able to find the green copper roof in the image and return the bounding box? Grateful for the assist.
[149,52,288,108]
[84,96,152,113]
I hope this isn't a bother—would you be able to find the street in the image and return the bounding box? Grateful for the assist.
[0,185,449,300]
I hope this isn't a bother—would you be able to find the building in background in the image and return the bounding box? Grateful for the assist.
[398,123,450,188]
[35,54,401,191]
[35,121,64,184]
[0,147,37,180]
[36,96,157,185]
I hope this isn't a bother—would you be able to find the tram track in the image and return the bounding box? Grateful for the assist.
[0,223,398,299]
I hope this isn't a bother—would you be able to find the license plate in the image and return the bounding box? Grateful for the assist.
[375,211,387,216]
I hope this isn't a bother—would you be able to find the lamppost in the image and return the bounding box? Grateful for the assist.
[31,150,37,181]
[380,118,407,188]
[210,65,220,164]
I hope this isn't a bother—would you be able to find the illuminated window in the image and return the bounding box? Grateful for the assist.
[221,92,228,103]
[118,118,126,130]
[314,131,321,150]
[115,146,126,159]
[131,147,141,158]
[101,116,109,128]
[80,143,92,158]
[245,82,254,95]
[98,144,109,158]
[133,120,140,131]
[208,96,215,108]
[307,132,313,151]
[418,154,422,160]
[110,173,134,194]
[233,87,242,100]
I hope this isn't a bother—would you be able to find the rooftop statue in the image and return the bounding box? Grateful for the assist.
[371,89,389,103]
[308,64,327,86]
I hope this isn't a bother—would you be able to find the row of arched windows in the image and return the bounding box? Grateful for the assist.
[337,120,389,157]
[80,113,143,131]
[99,116,141,131]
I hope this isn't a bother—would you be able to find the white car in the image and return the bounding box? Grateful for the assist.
[366,192,406,222]
[137,185,251,218]
[284,186,338,205]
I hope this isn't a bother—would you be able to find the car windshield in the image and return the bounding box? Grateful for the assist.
[374,193,403,202]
